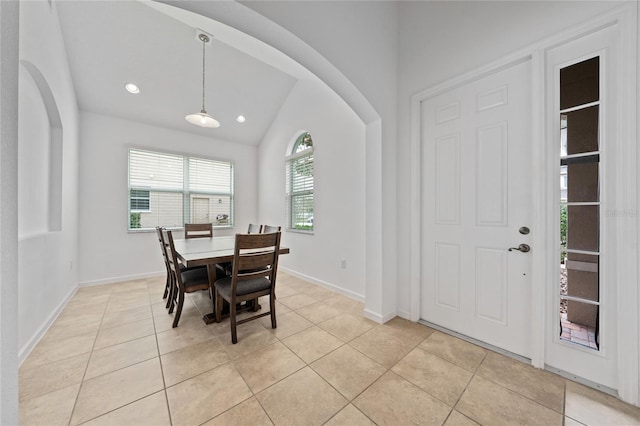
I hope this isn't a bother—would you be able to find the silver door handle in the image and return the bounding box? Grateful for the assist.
[509,244,530,253]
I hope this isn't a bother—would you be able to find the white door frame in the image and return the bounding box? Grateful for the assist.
[409,4,638,405]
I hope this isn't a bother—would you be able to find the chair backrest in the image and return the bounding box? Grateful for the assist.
[155,226,169,265]
[162,229,184,290]
[261,225,281,234]
[230,232,281,295]
[247,223,263,234]
[184,223,213,239]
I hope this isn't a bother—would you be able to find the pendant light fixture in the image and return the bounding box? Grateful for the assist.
[186,33,220,128]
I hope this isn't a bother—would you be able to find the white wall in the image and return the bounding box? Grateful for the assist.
[77,112,259,285]
[258,79,366,299]
[18,0,80,359]
[395,0,630,317]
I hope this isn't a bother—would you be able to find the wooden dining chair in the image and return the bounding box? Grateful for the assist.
[217,223,266,276]
[184,223,213,239]
[155,226,173,302]
[261,225,281,233]
[214,232,281,344]
[163,229,212,327]
[247,223,263,234]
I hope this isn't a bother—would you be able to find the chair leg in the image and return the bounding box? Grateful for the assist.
[172,291,184,328]
[230,300,238,344]
[270,293,277,329]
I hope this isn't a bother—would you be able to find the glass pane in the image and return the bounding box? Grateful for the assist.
[189,158,233,193]
[129,150,183,191]
[293,132,313,153]
[560,166,568,202]
[567,162,599,202]
[564,106,599,155]
[560,57,599,110]
[566,253,599,303]
[567,205,599,252]
[131,191,183,229]
[291,194,314,230]
[291,154,314,192]
[560,298,599,350]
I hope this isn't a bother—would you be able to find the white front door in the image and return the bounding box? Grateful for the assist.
[420,59,533,358]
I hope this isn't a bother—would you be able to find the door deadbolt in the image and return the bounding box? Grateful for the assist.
[509,244,531,253]
[519,227,530,235]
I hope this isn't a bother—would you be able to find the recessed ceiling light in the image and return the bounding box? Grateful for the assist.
[125,83,140,94]
[236,115,246,123]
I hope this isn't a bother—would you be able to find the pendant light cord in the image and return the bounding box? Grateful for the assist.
[201,36,206,113]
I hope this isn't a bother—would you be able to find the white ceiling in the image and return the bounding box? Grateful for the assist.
[55,0,299,146]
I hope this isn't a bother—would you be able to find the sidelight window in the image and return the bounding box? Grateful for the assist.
[286,132,314,232]
[559,57,601,350]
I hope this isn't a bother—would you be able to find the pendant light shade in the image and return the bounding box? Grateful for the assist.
[186,33,220,128]
[186,111,220,128]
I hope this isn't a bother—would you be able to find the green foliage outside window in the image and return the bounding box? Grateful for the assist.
[560,204,567,263]
[130,212,141,229]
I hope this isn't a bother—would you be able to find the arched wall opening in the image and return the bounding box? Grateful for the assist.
[19,60,63,235]
[156,1,387,321]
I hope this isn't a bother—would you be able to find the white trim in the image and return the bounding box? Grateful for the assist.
[566,249,600,255]
[78,271,164,287]
[561,295,600,306]
[545,364,617,398]
[18,284,78,365]
[409,89,421,322]
[285,146,314,162]
[278,266,364,302]
[409,3,638,403]
[560,100,601,114]
[565,202,600,207]
[531,48,546,369]
[612,2,639,405]
[396,309,412,320]
[363,308,395,324]
[561,152,601,160]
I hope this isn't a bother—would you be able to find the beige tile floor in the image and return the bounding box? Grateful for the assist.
[19,272,640,426]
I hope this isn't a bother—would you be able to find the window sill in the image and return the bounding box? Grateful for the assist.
[286,228,314,235]
[128,225,235,234]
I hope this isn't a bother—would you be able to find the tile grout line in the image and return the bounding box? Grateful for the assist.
[28,274,605,426]
[72,281,167,425]
[471,354,569,417]
[151,284,174,426]
[66,286,113,426]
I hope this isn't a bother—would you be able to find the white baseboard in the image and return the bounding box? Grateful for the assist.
[21,270,165,365]
[363,308,396,324]
[79,270,164,287]
[279,267,365,302]
[396,309,412,321]
[19,284,78,365]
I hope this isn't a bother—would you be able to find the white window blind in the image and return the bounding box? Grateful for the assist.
[128,149,233,230]
[285,133,314,231]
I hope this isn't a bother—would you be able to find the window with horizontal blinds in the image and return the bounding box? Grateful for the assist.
[285,132,314,232]
[128,148,234,231]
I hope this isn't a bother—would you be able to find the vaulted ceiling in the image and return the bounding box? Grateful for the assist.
[56,0,302,146]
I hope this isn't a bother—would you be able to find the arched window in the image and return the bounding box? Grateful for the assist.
[286,132,314,232]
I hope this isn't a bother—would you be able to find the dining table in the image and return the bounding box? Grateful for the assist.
[172,235,290,324]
